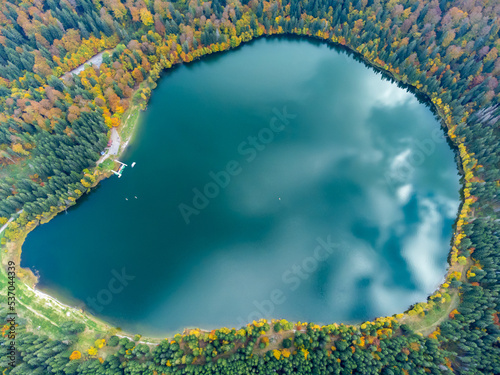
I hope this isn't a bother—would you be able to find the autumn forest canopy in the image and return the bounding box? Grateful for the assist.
[0,0,499,373]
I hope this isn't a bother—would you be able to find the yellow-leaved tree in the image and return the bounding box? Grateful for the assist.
[140,9,154,26]
[11,143,29,156]
[69,351,81,360]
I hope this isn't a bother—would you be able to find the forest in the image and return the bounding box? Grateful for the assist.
[0,0,498,373]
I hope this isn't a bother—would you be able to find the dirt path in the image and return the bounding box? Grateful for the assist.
[422,292,459,333]
[407,292,460,336]
[63,51,106,80]
[116,334,160,346]
[16,298,60,327]
[0,209,23,235]
[97,128,121,164]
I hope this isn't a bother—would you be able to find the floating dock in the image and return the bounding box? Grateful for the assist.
[112,160,127,178]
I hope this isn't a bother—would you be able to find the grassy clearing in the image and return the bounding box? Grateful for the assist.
[117,79,153,146]
[404,292,459,336]
[120,104,142,143]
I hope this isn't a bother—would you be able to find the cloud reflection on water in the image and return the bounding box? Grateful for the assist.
[147,42,459,331]
[22,39,459,335]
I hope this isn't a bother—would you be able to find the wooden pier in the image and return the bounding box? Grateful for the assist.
[112,160,128,178]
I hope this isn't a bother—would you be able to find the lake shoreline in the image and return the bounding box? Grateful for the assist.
[1,97,148,340]
[3,32,470,343]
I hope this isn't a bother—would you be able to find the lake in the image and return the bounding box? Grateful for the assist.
[21,37,460,336]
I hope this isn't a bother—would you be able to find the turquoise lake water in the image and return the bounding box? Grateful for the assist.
[21,37,460,336]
